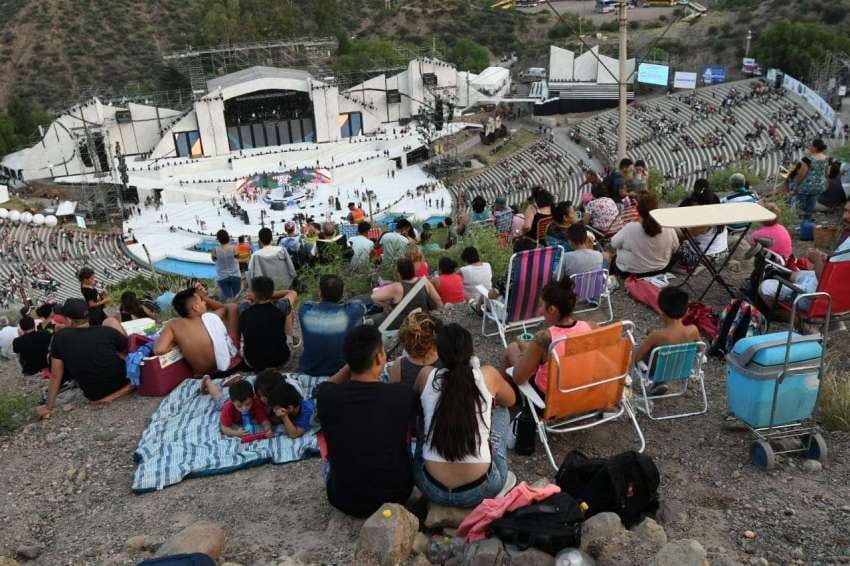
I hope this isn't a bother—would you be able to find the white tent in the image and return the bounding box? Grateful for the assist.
[55,200,77,216]
[0,184,8,205]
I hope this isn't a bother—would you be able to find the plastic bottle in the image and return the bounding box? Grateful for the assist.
[241,409,253,434]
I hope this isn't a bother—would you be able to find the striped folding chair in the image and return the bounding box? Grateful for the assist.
[366,227,382,241]
[479,245,565,347]
[632,341,708,421]
[570,268,613,323]
[339,223,358,239]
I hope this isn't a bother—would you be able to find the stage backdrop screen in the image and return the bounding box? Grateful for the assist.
[637,63,669,86]
[673,72,697,90]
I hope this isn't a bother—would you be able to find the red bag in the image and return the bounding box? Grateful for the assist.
[625,276,662,315]
[683,301,719,341]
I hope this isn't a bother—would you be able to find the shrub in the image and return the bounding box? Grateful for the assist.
[820,367,850,431]
[662,185,689,204]
[708,165,763,194]
[762,194,799,227]
[0,393,36,433]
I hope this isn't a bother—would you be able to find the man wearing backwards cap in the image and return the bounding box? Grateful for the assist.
[36,298,132,419]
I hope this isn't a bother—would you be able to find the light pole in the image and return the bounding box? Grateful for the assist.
[745,29,752,58]
[617,0,629,161]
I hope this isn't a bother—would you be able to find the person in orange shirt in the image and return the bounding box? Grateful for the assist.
[236,236,252,274]
[347,202,366,223]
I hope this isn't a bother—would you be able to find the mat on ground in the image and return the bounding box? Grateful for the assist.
[132,374,324,493]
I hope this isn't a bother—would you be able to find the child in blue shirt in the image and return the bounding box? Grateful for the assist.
[269,381,315,439]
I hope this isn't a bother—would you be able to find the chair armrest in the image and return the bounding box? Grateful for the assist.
[518,381,546,410]
[773,275,805,296]
[474,284,490,298]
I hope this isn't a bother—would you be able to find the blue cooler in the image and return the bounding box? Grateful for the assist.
[726,333,823,428]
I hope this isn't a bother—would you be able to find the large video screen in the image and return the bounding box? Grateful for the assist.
[637,63,670,87]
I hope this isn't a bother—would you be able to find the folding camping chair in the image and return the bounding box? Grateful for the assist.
[536,217,554,247]
[768,246,850,329]
[517,321,645,470]
[479,245,565,347]
[571,268,613,323]
[339,223,359,239]
[377,277,426,353]
[631,342,708,421]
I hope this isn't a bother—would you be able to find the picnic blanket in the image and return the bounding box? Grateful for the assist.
[132,373,325,494]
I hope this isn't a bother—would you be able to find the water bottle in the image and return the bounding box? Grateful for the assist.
[241,409,253,434]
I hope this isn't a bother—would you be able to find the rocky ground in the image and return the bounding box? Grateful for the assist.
[1,235,849,566]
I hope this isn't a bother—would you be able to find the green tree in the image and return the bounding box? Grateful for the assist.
[753,20,850,81]
[0,112,18,157]
[447,38,489,73]
[198,0,242,45]
[333,39,407,75]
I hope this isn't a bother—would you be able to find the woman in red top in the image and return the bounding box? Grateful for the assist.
[407,243,430,278]
[432,257,466,304]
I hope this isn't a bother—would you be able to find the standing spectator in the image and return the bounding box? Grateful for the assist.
[236,235,252,273]
[12,315,51,376]
[606,158,633,204]
[211,230,242,300]
[346,202,366,224]
[78,267,111,324]
[815,161,846,211]
[795,139,829,221]
[298,275,365,376]
[627,159,649,195]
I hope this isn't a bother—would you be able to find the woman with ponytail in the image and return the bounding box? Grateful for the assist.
[413,323,516,507]
[609,192,679,279]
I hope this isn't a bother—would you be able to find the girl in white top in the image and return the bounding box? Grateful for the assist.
[414,323,516,508]
[610,193,679,278]
[458,246,493,300]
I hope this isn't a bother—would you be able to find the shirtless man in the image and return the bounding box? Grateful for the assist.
[154,284,239,375]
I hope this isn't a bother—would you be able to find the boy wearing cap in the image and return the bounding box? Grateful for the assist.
[36,298,132,418]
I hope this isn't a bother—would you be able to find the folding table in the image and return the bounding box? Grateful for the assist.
[650,203,775,300]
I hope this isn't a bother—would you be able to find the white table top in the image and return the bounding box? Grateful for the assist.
[650,203,775,228]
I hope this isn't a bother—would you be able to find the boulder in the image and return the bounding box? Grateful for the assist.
[651,540,707,566]
[156,520,225,560]
[14,547,41,561]
[632,518,668,549]
[425,503,471,529]
[656,500,687,525]
[126,536,147,552]
[506,547,556,565]
[580,512,625,552]
[354,503,419,566]
[554,548,596,565]
[801,459,822,473]
[463,538,509,566]
[0,559,21,566]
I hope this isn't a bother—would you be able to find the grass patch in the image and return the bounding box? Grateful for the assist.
[661,185,689,204]
[0,392,37,433]
[820,367,850,432]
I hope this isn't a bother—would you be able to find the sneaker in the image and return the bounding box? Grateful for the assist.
[496,471,518,497]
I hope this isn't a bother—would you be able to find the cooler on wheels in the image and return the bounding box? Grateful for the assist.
[725,292,831,470]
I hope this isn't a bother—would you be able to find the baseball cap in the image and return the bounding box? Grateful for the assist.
[59,298,89,320]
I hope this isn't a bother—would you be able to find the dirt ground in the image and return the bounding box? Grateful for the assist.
[1,225,849,565]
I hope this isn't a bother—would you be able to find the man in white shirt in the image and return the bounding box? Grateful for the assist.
[380,219,414,264]
[248,227,297,290]
[348,221,375,267]
[0,316,18,359]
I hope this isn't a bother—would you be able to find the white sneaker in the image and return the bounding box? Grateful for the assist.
[496,471,518,497]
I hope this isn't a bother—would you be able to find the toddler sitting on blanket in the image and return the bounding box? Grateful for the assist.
[214,379,272,438]
[268,381,315,439]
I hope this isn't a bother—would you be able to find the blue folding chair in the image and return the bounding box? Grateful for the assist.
[570,268,613,323]
[339,223,358,239]
[632,341,708,421]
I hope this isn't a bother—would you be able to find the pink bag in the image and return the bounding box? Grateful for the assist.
[625,276,662,315]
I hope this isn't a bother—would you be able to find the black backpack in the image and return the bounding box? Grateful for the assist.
[555,450,659,528]
[487,493,584,555]
[708,299,766,358]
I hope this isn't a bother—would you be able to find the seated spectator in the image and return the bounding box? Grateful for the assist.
[815,161,846,211]
[502,279,595,393]
[268,381,314,439]
[211,230,242,300]
[78,266,111,323]
[298,275,365,376]
[248,227,296,289]
[414,323,516,508]
[583,183,621,236]
[493,197,513,234]
[35,303,65,335]
[407,242,430,278]
[759,240,850,310]
[370,258,443,330]
[523,187,554,242]
[217,380,271,439]
[748,203,792,260]
[459,246,493,301]
[420,231,440,254]
[432,257,466,304]
[316,325,417,517]
[678,178,713,208]
[562,223,604,278]
[675,186,728,272]
[317,222,348,263]
[381,218,415,263]
[279,222,305,256]
[610,193,679,279]
[634,286,701,383]
[387,312,441,388]
[721,173,758,204]
[12,315,51,376]
[239,276,298,371]
[0,316,18,359]
[546,201,577,249]
[119,291,155,322]
[348,221,375,267]
[37,299,133,418]
[154,284,239,376]
[469,195,491,223]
